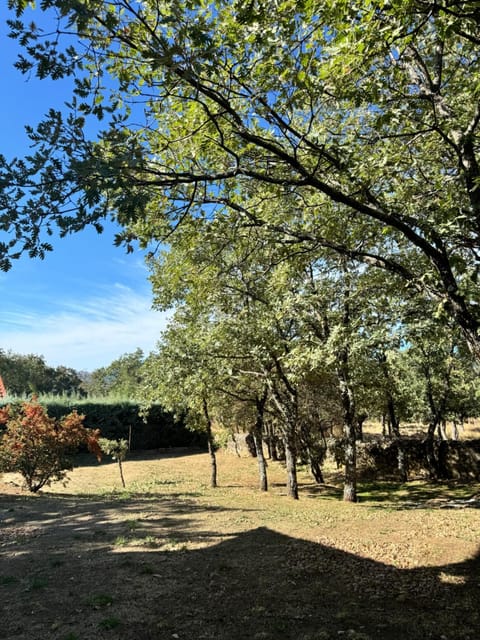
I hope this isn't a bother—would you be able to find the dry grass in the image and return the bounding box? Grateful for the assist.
[363,419,480,440]
[1,449,480,640]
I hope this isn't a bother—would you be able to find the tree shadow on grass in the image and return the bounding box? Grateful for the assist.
[356,479,480,509]
[1,491,479,640]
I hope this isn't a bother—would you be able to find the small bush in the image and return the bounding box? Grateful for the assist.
[0,397,101,492]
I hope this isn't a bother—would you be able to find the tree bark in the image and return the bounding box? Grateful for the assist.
[283,428,299,500]
[425,422,439,481]
[299,424,325,484]
[203,398,217,488]
[378,353,407,482]
[253,392,268,491]
[342,419,357,503]
[253,430,268,492]
[337,365,357,502]
[356,411,367,442]
[336,268,358,503]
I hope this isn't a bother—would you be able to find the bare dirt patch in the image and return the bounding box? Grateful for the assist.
[1,450,479,640]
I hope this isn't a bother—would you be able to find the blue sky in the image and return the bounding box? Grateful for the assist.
[0,8,169,372]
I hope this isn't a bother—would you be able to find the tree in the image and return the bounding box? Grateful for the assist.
[141,311,224,489]
[403,317,479,477]
[0,397,101,492]
[85,348,145,397]
[2,0,480,359]
[98,437,128,488]
[146,212,363,499]
[49,365,85,396]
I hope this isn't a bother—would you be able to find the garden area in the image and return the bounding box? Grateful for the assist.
[1,447,479,640]
[2,3,480,638]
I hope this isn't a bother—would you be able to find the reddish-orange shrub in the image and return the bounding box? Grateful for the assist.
[0,397,101,492]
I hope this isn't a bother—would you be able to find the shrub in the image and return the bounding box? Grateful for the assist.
[0,397,101,492]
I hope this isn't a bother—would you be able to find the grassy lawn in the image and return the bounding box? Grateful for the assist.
[1,448,479,640]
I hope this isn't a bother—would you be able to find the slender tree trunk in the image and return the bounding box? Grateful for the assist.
[253,430,268,491]
[337,363,357,502]
[253,392,268,491]
[425,422,439,481]
[299,425,325,484]
[421,341,454,480]
[452,420,459,441]
[283,427,299,500]
[343,420,357,502]
[379,354,407,482]
[118,459,126,488]
[356,412,367,442]
[264,421,273,459]
[382,413,387,437]
[309,456,324,484]
[266,358,299,498]
[336,263,357,503]
[438,420,448,440]
[203,398,217,488]
[389,405,407,483]
[387,396,400,437]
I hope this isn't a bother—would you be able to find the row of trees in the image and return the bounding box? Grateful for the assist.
[0,348,146,398]
[1,2,480,499]
[0,349,85,396]
[138,221,480,501]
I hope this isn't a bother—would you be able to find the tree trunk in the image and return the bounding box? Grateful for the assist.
[253,430,268,491]
[265,421,279,460]
[309,457,324,484]
[452,420,459,441]
[387,398,407,482]
[425,423,439,481]
[283,427,299,500]
[264,422,273,459]
[118,459,126,488]
[337,351,357,502]
[336,265,357,503]
[438,420,448,440]
[379,359,407,482]
[203,398,217,488]
[356,411,367,442]
[343,421,357,502]
[253,393,268,491]
[299,425,325,484]
[387,397,400,437]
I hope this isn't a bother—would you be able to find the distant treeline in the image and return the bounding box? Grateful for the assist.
[0,347,146,399]
[0,349,85,397]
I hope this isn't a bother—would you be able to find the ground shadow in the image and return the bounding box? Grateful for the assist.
[355,479,480,509]
[1,492,479,640]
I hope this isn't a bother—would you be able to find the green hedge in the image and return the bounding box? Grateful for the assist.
[0,398,207,451]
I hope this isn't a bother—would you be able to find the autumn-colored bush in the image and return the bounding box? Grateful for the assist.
[0,398,101,492]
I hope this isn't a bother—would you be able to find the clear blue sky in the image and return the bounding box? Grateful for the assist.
[0,8,169,372]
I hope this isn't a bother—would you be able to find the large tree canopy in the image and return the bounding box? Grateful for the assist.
[2,0,480,351]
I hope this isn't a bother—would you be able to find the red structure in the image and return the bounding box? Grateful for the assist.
[0,375,6,398]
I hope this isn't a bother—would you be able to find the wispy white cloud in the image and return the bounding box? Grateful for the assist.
[0,285,170,371]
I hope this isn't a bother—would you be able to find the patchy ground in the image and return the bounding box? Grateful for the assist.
[1,449,480,640]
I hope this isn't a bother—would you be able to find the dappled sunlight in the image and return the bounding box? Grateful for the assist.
[2,450,480,638]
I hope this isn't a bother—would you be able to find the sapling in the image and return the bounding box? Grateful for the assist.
[99,438,129,488]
